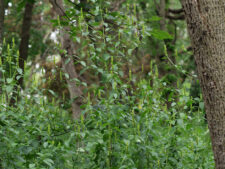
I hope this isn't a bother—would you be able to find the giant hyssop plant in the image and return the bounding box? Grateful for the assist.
[0,1,214,169]
[0,43,214,168]
[0,59,214,168]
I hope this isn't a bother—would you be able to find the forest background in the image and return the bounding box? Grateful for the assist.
[0,0,215,168]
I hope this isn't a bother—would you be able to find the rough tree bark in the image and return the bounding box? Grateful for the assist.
[181,0,225,168]
[10,1,35,105]
[0,0,5,95]
[49,0,83,118]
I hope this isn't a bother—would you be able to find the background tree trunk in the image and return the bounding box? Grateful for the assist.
[181,0,225,168]
[0,0,4,44]
[0,0,5,95]
[18,1,35,88]
[49,0,83,118]
[157,0,178,108]
[10,1,35,106]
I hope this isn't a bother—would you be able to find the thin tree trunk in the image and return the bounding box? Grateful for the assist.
[0,0,5,95]
[0,0,4,44]
[159,0,166,31]
[10,1,34,105]
[49,0,83,118]
[0,2,4,168]
[18,1,34,88]
[157,0,177,108]
[181,0,225,168]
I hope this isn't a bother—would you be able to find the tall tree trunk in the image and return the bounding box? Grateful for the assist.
[0,0,5,95]
[49,0,83,118]
[159,0,166,31]
[0,0,4,44]
[0,2,4,168]
[10,1,34,105]
[181,0,225,168]
[18,1,34,88]
[157,0,177,108]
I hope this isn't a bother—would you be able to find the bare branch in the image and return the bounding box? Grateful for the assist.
[168,8,183,14]
[166,14,185,20]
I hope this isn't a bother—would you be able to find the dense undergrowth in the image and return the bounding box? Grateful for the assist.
[0,1,215,168]
[0,68,214,168]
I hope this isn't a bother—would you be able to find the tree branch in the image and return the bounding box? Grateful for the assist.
[168,8,183,14]
[166,14,185,20]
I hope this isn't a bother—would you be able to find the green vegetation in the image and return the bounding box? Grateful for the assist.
[0,0,214,168]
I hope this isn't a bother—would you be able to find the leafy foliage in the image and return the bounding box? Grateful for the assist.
[0,0,214,168]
